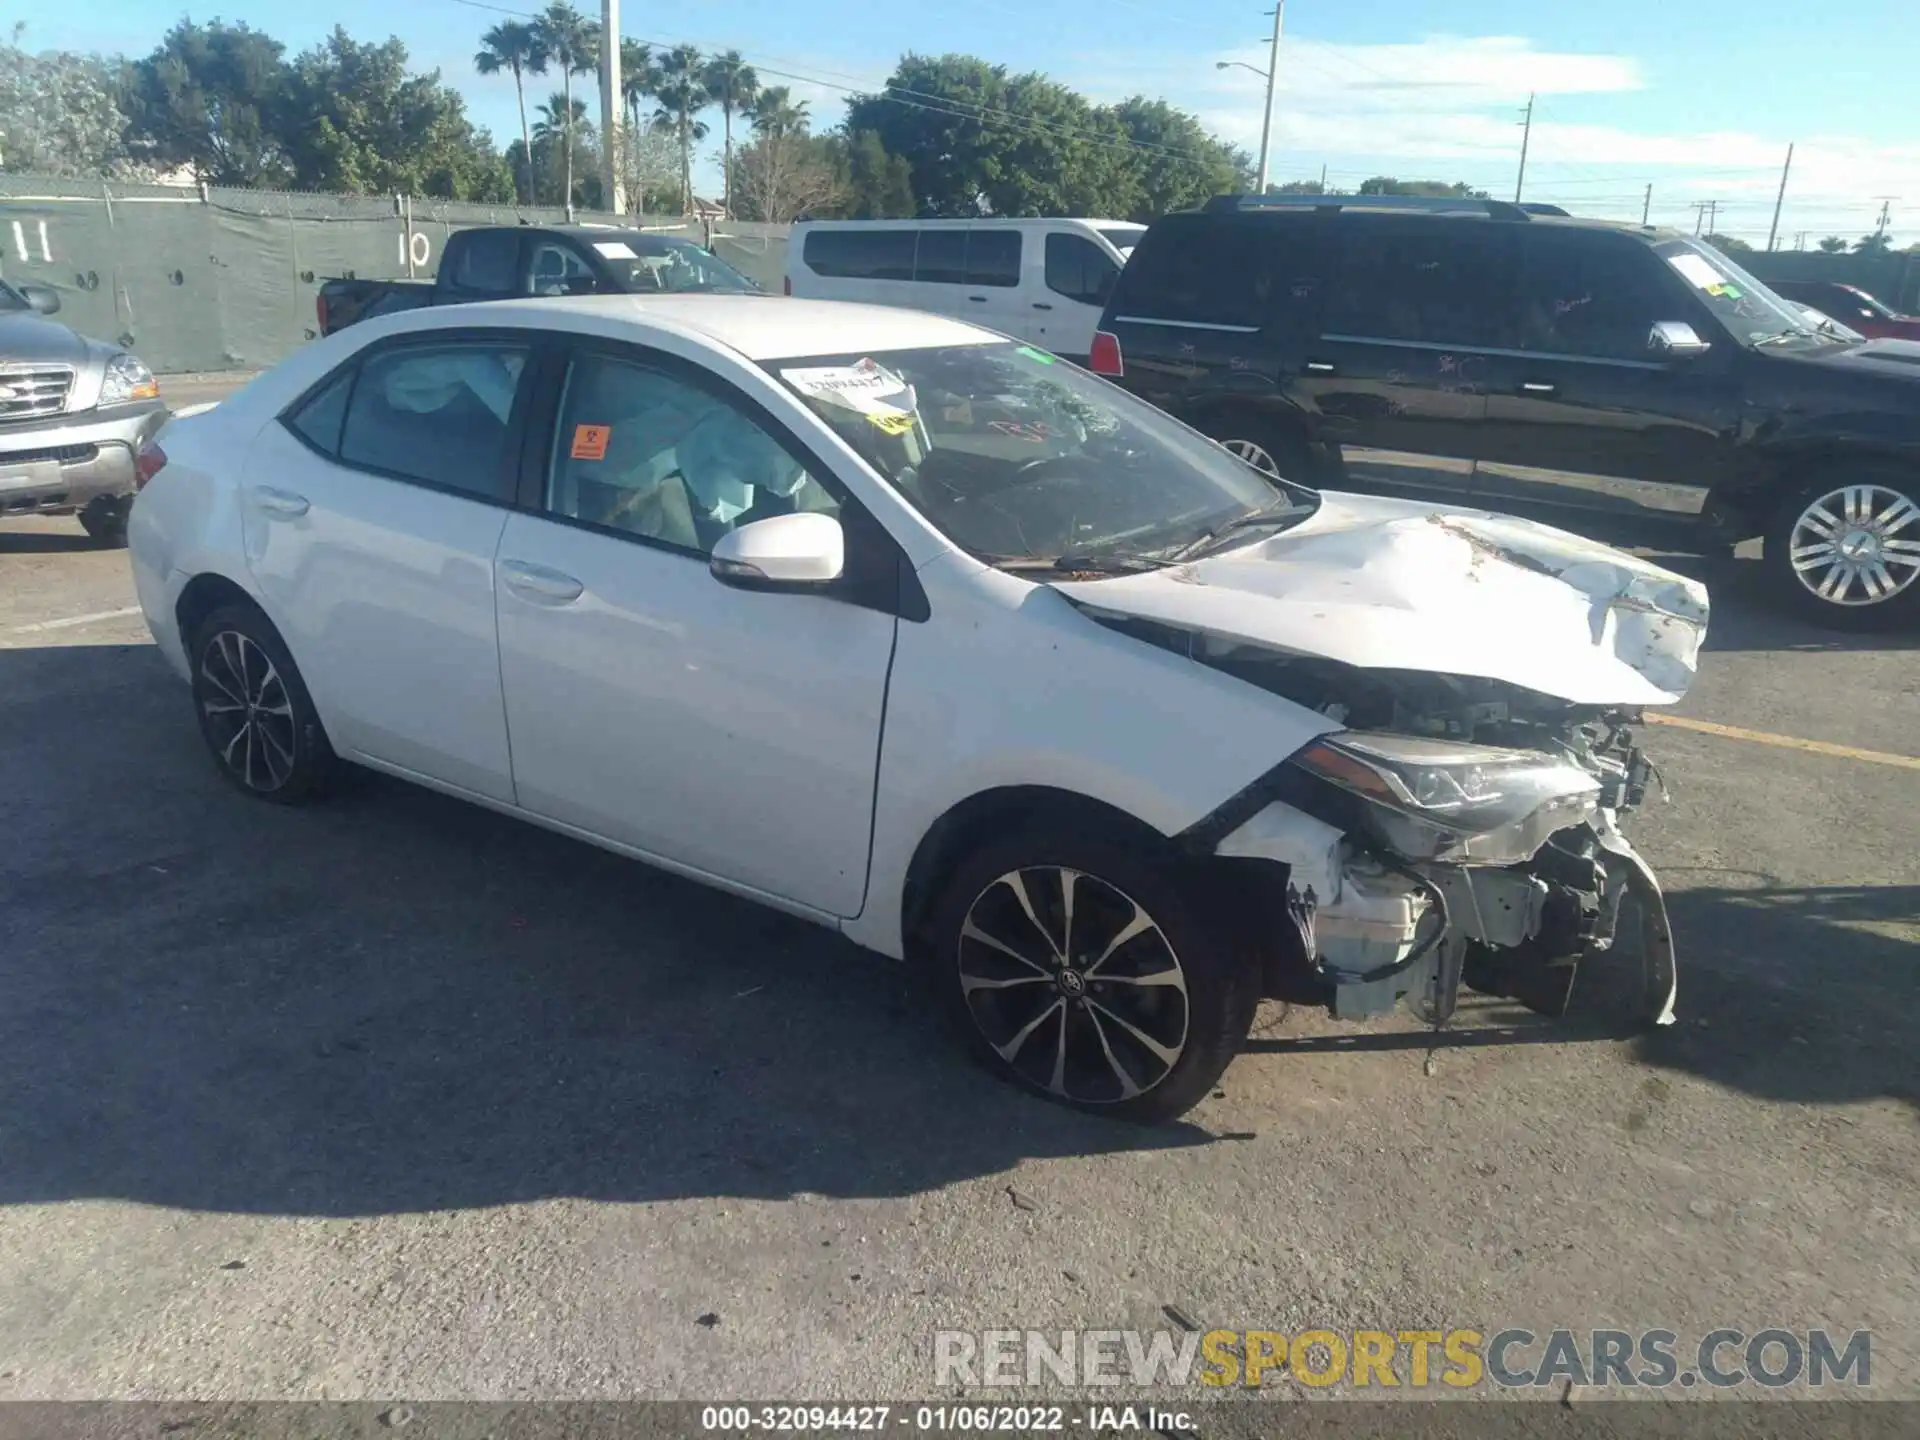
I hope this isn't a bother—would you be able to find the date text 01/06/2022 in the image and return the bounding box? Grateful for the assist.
[699,1404,1195,1433]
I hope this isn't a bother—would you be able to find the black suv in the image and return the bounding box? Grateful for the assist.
[1094,194,1920,627]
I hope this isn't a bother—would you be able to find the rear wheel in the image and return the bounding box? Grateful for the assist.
[928,825,1258,1124]
[1764,465,1920,629]
[1203,414,1313,485]
[189,604,338,803]
[77,496,128,547]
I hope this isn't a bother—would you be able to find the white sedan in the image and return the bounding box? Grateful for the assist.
[128,296,1709,1122]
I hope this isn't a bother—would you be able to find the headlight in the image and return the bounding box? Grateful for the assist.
[1290,731,1600,866]
[99,352,159,406]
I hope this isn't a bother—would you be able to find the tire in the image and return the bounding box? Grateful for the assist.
[1763,463,1920,630]
[77,496,128,548]
[926,824,1260,1124]
[188,603,338,804]
[1199,412,1313,486]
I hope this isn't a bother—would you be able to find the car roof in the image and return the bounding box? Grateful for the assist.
[426,293,1004,360]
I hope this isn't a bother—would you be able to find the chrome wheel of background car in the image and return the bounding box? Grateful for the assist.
[956,867,1189,1105]
[1787,483,1920,606]
[1222,438,1280,475]
[199,630,297,793]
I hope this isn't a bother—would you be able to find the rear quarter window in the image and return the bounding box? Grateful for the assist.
[803,228,916,281]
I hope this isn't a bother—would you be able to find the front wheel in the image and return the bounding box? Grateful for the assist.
[927,826,1259,1124]
[1764,467,1920,629]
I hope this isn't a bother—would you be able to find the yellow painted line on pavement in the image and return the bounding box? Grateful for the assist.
[1646,712,1920,771]
[7,605,143,634]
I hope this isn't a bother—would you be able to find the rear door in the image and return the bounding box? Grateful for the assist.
[1468,228,1740,530]
[245,332,535,802]
[1304,216,1518,499]
[961,228,1028,340]
[1036,229,1122,361]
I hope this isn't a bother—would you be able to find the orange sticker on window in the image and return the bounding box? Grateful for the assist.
[570,424,611,460]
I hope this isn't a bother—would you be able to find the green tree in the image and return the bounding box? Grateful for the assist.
[126,19,291,186]
[730,128,843,222]
[1358,176,1489,198]
[0,32,141,177]
[1816,236,1848,253]
[703,50,758,217]
[1104,96,1247,220]
[619,39,655,138]
[751,85,809,140]
[1272,179,1325,194]
[1854,231,1893,254]
[650,45,709,212]
[474,21,547,205]
[1703,232,1752,254]
[532,1,595,210]
[835,128,915,217]
[283,30,509,200]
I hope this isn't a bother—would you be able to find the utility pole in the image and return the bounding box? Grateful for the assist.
[1513,93,1534,202]
[599,0,627,215]
[1254,4,1286,193]
[1765,143,1794,251]
[1642,183,1652,226]
[1690,199,1718,236]
[1318,161,1327,193]
[1871,197,1897,244]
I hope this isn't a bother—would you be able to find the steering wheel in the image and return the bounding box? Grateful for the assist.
[1010,453,1096,486]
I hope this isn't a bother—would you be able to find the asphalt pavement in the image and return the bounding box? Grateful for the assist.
[0,379,1915,1402]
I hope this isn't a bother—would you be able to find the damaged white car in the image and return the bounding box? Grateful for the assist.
[128,297,1708,1123]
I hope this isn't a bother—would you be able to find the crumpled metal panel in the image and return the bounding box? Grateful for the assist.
[1052,491,1710,707]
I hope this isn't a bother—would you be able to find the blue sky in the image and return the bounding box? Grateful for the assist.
[34,0,1920,245]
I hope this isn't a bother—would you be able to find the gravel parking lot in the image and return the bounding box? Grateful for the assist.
[1,386,1915,1402]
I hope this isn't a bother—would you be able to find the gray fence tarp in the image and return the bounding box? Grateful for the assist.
[0,176,790,374]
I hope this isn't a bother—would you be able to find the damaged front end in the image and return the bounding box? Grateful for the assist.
[1162,636,1681,1032]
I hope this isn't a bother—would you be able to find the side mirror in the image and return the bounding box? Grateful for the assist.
[1649,321,1710,358]
[20,282,61,315]
[710,511,844,589]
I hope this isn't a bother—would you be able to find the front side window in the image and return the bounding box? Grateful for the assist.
[772,342,1312,566]
[547,353,839,555]
[1326,219,1521,349]
[528,241,595,296]
[1516,232,1682,362]
[588,234,760,294]
[1654,239,1829,348]
[336,342,527,499]
[1044,233,1119,307]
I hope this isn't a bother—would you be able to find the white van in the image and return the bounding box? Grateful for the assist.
[785,218,1146,363]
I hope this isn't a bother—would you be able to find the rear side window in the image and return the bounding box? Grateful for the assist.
[914,230,967,285]
[1516,231,1682,362]
[283,369,353,456]
[337,342,529,500]
[803,228,915,281]
[965,230,1021,288]
[1325,219,1520,349]
[443,231,520,298]
[1044,233,1119,306]
[1108,213,1302,328]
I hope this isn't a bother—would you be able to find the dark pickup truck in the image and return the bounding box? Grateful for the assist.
[317,224,762,335]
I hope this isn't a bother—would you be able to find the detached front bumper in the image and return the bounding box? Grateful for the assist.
[1219,804,1678,1030]
[0,400,165,518]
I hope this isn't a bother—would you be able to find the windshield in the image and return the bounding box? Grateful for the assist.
[770,341,1315,567]
[590,235,760,295]
[1654,239,1836,348]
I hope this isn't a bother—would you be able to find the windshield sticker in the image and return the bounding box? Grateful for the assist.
[867,412,916,436]
[1668,253,1724,290]
[570,423,612,461]
[1015,345,1057,365]
[591,241,638,259]
[781,359,919,428]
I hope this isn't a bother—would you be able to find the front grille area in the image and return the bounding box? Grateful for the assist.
[0,441,99,466]
[0,364,76,420]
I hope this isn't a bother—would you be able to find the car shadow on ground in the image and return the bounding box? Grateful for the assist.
[0,523,103,556]
[2,643,1913,1222]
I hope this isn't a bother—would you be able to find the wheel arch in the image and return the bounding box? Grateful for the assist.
[174,571,269,654]
[1713,441,1920,539]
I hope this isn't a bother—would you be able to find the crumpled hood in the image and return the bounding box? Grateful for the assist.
[1051,491,1710,707]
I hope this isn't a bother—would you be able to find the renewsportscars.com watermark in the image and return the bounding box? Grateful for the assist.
[935,1327,1873,1391]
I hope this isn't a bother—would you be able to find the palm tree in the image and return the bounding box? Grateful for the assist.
[650,45,710,214]
[750,86,810,140]
[533,1,596,208]
[475,21,549,205]
[702,50,759,218]
[620,39,656,139]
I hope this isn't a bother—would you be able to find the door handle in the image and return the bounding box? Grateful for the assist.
[967,295,988,303]
[499,559,585,605]
[254,486,310,518]
[1305,361,1336,374]
[1519,381,1558,396]
[1032,302,1053,311]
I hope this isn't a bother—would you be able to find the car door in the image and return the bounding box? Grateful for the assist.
[1036,230,1121,361]
[1301,216,1520,499]
[1469,228,1740,529]
[492,341,901,917]
[244,332,533,802]
[962,228,1028,340]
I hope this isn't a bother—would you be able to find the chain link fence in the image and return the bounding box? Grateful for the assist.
[0,175,790,374]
